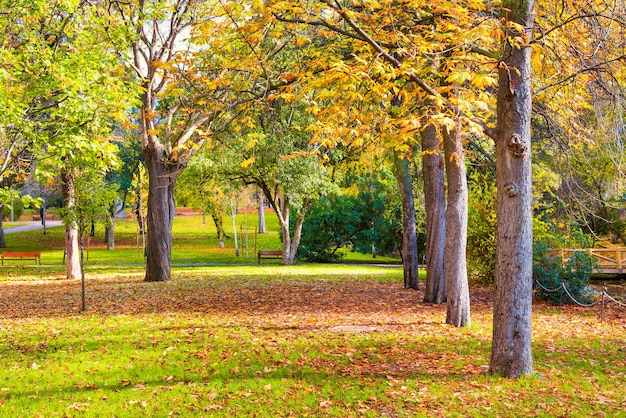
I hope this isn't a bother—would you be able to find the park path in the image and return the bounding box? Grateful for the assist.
[3,220,63,234]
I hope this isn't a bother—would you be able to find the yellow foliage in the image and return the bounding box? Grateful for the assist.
[240,157,256,168]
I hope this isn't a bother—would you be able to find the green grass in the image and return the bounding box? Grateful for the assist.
[0,212,399,275]
[0,213,625,416]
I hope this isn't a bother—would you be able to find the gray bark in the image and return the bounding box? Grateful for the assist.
[105,207,115,250]
[143,142,177,282]
[393,151,420,290]
[258,193,266,234]
[442,126,470,327]
[62,172,81,280]
[421,124,446,303]
[489,0,535,377]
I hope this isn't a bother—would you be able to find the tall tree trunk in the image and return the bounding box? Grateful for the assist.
[210,210,226,248]
[62,172,81,280]
[442,126,470,327]
[393,151,420,290]
[421,124,446,303]
[279,196,293,265]
[489,0,535,378]
[105,207,115,251]
[143,144,177,282]
[0,204,5,248]
[258,192,266,234]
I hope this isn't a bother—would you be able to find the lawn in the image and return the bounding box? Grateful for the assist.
[0,214,624,417]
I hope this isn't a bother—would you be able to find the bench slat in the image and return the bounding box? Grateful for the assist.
[2,252,41,265]
[258,250,283,264]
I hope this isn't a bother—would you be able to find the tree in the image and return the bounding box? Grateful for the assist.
[266,0,488,325]
[63,169,119,310]
[421,124,446,304]
[488,0,535,377]
[176,149,230,248]
[393,152,420,289]
[21,1,135,280]
[223,99,335,265]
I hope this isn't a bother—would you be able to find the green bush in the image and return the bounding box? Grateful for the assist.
[533,242,595,305]
[2,199,24,221]
[467,173,497,283]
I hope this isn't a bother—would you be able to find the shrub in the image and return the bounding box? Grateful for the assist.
[467,173,497,283]
[533,242,595,305]
[2,200,24,221]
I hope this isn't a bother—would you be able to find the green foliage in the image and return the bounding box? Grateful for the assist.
[533,242,595,305]
[2,199,23,221]
[297,173,403,262]
[467,172,497,283]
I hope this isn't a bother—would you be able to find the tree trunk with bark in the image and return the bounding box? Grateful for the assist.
[105,207,115,250]
[421,124,446,303]
[62,172,81,280]
[393,151,420,290]
[442,126,470,327]
[489,0,535,378]
[210,210,226,249]
[143,142,177,282]
[258,193,266,234]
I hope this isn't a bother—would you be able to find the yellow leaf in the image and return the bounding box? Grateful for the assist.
[240,157,256,168]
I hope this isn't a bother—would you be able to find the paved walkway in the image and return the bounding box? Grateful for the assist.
[3,221,64,234]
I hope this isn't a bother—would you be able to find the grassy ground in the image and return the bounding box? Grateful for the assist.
[0,214,625,416]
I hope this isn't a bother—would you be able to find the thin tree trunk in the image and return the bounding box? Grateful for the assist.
[489,0,535,377]
[105,206,115,250]
[62,172,81,280]
[211,211,226,248]
[393,151,420,290]
[442,126,470,327]
[143,143,176,282]
[258,192,266,234]
[421,124,446,303]
[279,196,293,265]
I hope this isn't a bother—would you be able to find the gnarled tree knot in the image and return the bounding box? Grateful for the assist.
[507,134,528,157]
[504,182,520,197]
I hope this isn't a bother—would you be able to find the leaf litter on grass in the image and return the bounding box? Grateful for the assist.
[0,269,625,416]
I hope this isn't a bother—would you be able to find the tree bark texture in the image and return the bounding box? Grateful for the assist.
[442,126,471,327]
[62,172,81,280]
[143,143,177,282]
[393,151,420,290]
[421,125,446,303]
[489,0,535,378]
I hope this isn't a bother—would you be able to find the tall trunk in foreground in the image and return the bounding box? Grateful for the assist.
[442,126,470,327]
[489,0,535,377]
[393,151,420,290]
[421,124,446,303]
[62,172,81,280]
[143,142,177,282]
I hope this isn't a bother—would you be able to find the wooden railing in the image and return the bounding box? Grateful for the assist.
[555,248,626,274]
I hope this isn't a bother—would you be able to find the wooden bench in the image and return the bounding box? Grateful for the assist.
[1,251,42,265]
[258,250,282,264]
[32,214,55,221]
